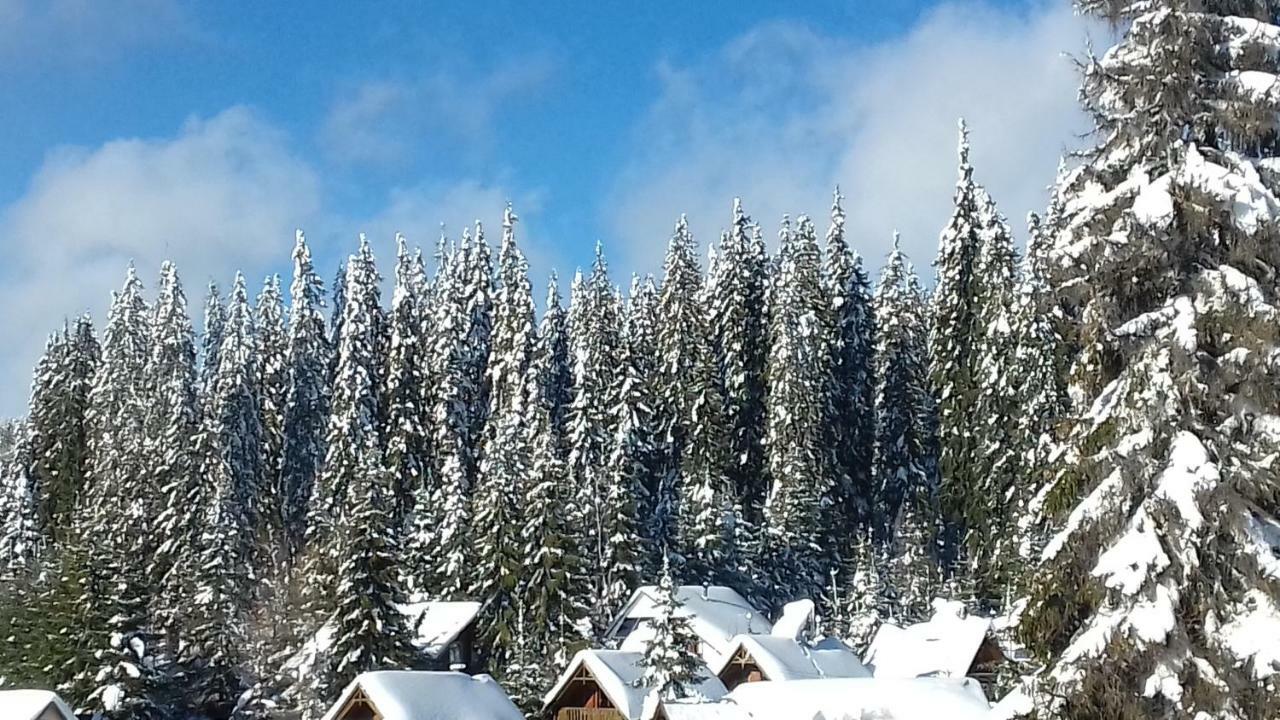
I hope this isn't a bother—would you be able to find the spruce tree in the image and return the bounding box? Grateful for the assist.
[384,234,429,528]
[709,200,770,522]
[821,188,877,535]
[281,230,331,563]
[1017,4,1280,717]
[763,216,833,602]
[200,281,226,397]
[641,556,705,701]
[255,273,289,568]
[471,206,535,667]
[532,273,573,455]
[872,237,935,538]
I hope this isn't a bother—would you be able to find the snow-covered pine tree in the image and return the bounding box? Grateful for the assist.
[872,236,938,546]
[623,274,666,558]
[565,246,624,622]
[763,215,833,603]
[25,315,98,548]
[653,217,706,557]
[255,273,289,569]
[840,530,887,653]
[675,310,734,587]
[928,120,996,558]
[885,497,940,625]
[142,262,201,643]
[641,556,705,701]
[821,188,877,537]
[1015,4,1280,717]
[200,280,226,399]
[75,266,166,719]
[533,273,574,455]
[185,271,263,718]
[471,206,536,667]
[709,199,770,524]
[459,222,495,482]
[384,234,430,528]
[281,230,331,563]
[312,444,416,716]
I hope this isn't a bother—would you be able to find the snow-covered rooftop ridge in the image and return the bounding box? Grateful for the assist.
[543,649,727,720]
[320,671,521,720]
[0,689,75,720]
[609,585,771,667]
[725,676,991,720]
[863,600,992,680]
[716,634,870,682]
[769,599,814,640]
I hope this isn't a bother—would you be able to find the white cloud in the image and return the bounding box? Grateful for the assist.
[0,0,190,70]
[606,1,1098,277]
[0,106,322,415]
[319,53,558,168]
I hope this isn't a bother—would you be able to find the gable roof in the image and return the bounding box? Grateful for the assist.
[321,671,522,720]
[863,600,993,679]
[543,649,728,720]
[609,586,771,666]
[725,677,991,720]
[0,690,75,720]
[717,635,871,682]
[284,599,480,677]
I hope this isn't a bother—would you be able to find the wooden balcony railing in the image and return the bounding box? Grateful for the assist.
[556,708,625,720]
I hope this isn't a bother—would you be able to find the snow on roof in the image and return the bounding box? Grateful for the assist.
[0,689,75,720]
[610,586,771,667]
[717,634,870,682]
[770,599,814,641]
[320,671,521,720]
[650,699,752,720]
[863,600,992,680]
[285,599,480,677]
[725,677,991,720]
[398,599,481,658]
[543,649,728,720]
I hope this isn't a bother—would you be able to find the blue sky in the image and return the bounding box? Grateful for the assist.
[0,0,1095,413]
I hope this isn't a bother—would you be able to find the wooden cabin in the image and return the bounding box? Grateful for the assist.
[544,649,729,720]
[863,599,1009,698]
[0,690,76,720]
[715,634,870,691]
[321,671,523,720]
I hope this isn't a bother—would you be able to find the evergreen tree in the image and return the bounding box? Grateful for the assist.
[872,237,935,538]
[25,316,99,548]
[884,497,940,625]
[281,230,331,562]
[708,199,770,522]
[201,281,226,396]
[641,556,705,701]
[471,206,535,667]
[821,188,877,535]
[256,273,289,568]
[383,234,429,528]
[1017,4,1280,717]
[839,530,886,653]
[533,273,573,454]
[763,216,832,602]
[186,272,262,718]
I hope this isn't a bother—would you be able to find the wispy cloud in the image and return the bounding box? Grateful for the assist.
[319,52,559,169]
[0,0,191,71]
[606,1,1097,276]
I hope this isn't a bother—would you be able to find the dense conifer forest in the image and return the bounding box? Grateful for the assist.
[2,1,1279,718]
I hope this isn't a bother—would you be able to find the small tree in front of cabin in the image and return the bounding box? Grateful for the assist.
[641,557,704,701]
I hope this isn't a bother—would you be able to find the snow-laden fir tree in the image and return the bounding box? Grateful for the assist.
[872,236,936,538]
[200,280,226,398]
[565,246,624,622]
[654,216,706,556]
[472,206,536,668]
[885,497,940,625]
[838,530,886,653]
[1016,3,1280,717]
[641,555,706,701]
[185,272,263,718]
[929,120,1004,558]
[763,215,833,602]
[533,273,574,455]
[281,230,331,563]
[709,199,770,523]
[255,273,289,568]
[75,266,166,719]
[821,187,877,538]
[25,315,98,548]
[142,262,201,641]
[623,274,666,555]
[383,235,430,528]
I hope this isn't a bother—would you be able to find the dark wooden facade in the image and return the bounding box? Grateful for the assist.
[330,687,381,720]
[545,664,625,720]
[717,646,767,691]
